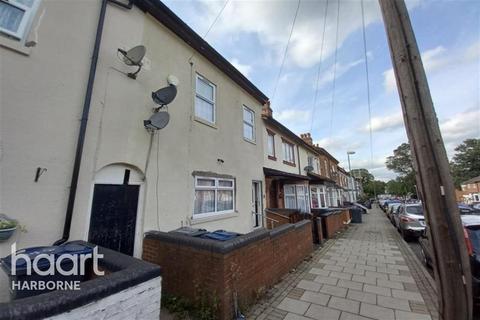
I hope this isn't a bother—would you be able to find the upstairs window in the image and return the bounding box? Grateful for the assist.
[243,106,255,142]
[267,131,275,158]
[0,0,39,40]
[195,74,216,124]
[282,140,295,165]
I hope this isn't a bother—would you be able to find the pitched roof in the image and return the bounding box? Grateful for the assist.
[134,0,269,104]
[463,175,480,184]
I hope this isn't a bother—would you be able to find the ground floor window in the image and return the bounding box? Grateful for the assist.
[310,185,327,209]
[326,187,338,207]
[194,176,234,216]
[474,194,480,202]
[284,184,310,212]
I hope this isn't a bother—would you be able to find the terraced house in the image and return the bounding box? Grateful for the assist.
[0,0,270,258]
[262,104,355,227]
[0,0,357,261]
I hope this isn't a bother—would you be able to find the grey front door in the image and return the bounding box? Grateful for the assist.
[252,181,262,228]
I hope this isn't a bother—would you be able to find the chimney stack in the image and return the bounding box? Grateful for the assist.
[300,133,313,145]
[262,101,273,118]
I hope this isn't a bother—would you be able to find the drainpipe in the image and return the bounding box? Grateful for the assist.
[53,0,109,245]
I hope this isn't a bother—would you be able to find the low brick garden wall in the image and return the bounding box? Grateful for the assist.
[324,209,351,238]
[143,220,313,319]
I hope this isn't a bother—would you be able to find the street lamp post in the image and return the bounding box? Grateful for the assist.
[347,151,355,172]
[347,151,356,202]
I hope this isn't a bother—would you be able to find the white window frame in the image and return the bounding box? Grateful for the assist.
[284,184,310,213]
[243,105,255,142]
[193,176,235,218]
[0,0,40,41]
[282,140,295,164]
[267,131,275,158]
[194,74,216,124]
[310,185,327,209]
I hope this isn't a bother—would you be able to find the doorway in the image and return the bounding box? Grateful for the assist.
[88,165,143,256]
[252,181,263,228]
[88,184,139,255]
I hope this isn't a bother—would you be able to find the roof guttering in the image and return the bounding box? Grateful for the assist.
[134,0,269,105]
[262,117,321,155]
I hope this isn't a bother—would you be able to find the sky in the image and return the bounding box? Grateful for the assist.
[163,0,480,181]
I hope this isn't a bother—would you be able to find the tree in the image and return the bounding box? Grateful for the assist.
[386,177,416,197]
[364,180,386,198]
[451,139,480,187]
[350,168,374,185]
[385,143,416,197]
[386,143,413,176]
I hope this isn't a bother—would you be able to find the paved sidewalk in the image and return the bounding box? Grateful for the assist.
[247,206,438,320]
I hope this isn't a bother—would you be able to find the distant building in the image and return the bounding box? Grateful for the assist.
[457,176,480,203]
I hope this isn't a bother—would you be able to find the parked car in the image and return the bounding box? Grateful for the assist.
[459,204,478,215]
[395,203,425,241]
[387,202,402,223]
[419,215,480,306]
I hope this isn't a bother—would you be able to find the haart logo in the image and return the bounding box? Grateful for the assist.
[8,243,105,291]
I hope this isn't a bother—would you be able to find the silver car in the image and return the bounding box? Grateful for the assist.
[395,203,425,241]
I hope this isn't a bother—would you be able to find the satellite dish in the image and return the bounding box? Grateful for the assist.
[117,45,146,79]
[118,45,146,65]
[144,111,170,130]
[304,165,314,173]
[152,85,177,106]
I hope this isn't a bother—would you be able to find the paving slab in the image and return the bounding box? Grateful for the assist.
[359,302,395,320]
[247,206,438,320]
[277,297,310,315]
[328,296,360,314]
[300,291,331,306]
[304,304,341,320]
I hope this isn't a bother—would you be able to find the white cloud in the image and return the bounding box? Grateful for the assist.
[440,108,480,157]
[276,109,311,125]
[198,0,419,69]
[383,46,447,93]
[363,112,404,132]
[229,58,252,77]
[314,136,363,156]
[316,59,364,89]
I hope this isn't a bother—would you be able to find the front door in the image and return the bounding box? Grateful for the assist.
[252,181,262,228]
[88,184,139,256]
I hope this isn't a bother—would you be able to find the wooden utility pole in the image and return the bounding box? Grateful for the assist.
[379,1,472,319]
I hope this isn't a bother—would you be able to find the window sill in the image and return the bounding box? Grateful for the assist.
[190,211,238,225]
[283,160,296,167]
[243,138,256,145]
[0,36,31,56]
[194,117,217,129]
[268,155,277,161]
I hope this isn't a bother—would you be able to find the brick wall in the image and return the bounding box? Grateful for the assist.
[322,209,351,238]
[47,277,162,320]
[143,221,313,319]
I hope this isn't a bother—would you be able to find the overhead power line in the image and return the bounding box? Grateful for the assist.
[270,0,302,105]
[310,0,330,133]
[329,0,341,139]
[189,0,230,61]
[361,0,376,197]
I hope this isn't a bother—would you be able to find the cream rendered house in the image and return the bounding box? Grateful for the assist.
[0,0,268,257]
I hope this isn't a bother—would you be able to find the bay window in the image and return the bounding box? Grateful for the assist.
[284,184,310,213]
[310,185,327,209]
[194,177,234,216]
